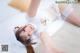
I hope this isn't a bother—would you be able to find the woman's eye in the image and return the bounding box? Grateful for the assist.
[22,29,25,31]
[30,26,34,30]
[30,27,33,29]
[23,30,25,32]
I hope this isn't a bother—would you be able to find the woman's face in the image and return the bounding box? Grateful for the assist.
[19,24,35,43]
[24,24,35,35]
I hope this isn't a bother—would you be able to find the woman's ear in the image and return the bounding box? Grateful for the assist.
[8,0,31,12]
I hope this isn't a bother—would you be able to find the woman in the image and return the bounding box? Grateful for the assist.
[14,0,80,53]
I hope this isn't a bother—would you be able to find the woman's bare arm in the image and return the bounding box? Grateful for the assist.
[27,0,41,17]
[59,4,80,27]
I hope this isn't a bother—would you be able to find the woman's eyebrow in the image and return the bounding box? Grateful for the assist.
[27,24,34,29]
[30,26,34,30]
[23,26,28,30]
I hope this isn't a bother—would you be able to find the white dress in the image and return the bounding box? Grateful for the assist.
[26,0,74,52]
[26,0,64,36]
[25,0,65,50]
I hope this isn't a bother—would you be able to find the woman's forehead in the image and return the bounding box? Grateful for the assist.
[17,24,35,32]
[27,24,33,26]
[27,24,35,28]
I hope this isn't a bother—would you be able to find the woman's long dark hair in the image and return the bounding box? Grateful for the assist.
[26,45,35,53]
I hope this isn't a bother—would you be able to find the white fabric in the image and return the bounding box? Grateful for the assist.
[23,0,65,49]
[25,0,64,37]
